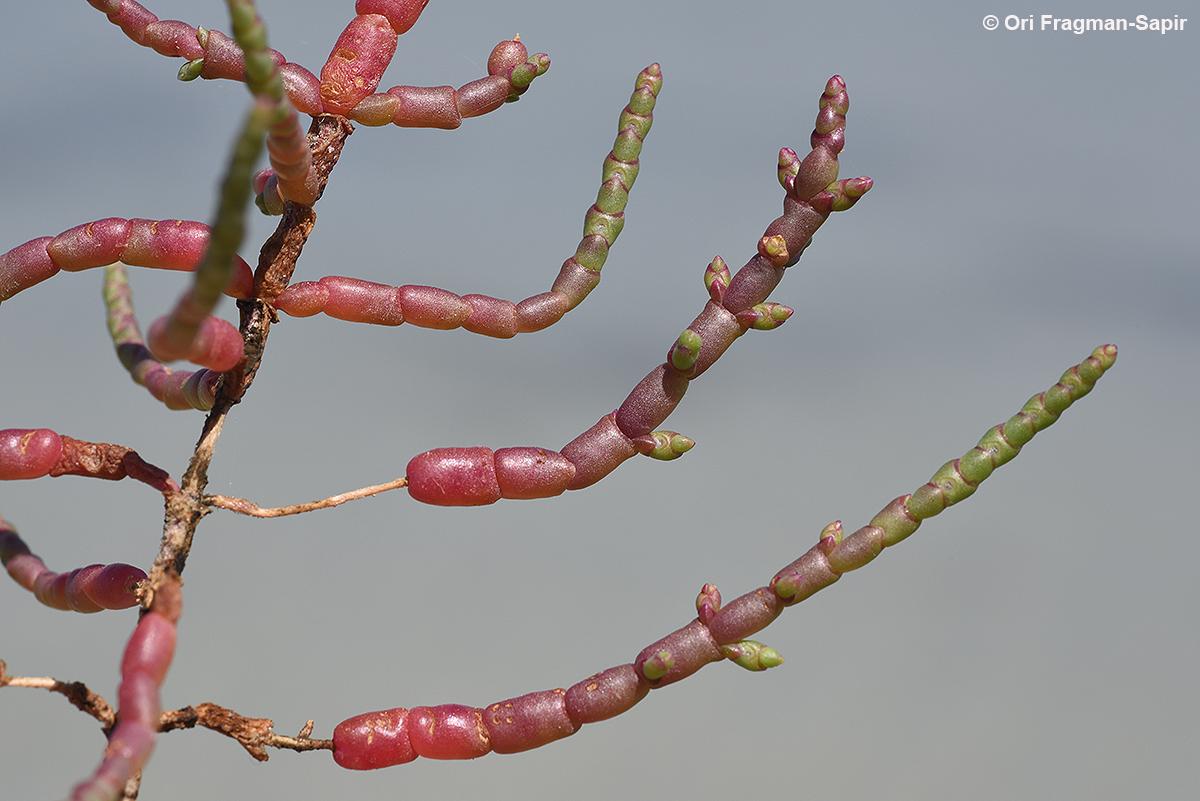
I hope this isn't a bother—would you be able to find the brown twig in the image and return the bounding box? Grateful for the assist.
[159,703,333,760]
[0,660,116,730]
[204,477,408,518]
[150,115,354,590]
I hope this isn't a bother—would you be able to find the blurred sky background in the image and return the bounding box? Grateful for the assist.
[1,1,1196,799]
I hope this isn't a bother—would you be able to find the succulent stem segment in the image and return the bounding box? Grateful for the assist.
[1,519,146,613]
[274,64,660,334]
[402,75,870,506]
[334,346,1117,769]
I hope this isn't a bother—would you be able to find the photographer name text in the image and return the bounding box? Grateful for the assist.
[982,14,1186,33]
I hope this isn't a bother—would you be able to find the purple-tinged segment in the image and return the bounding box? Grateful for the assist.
[707,587,784,645]
[561,412,637,490]
[462,294,519,338]
[551,255,604,304]
[147,314,243,372]
[493,448,575,500]
[120,219,210,272]
[483,689,580,754]
[398,285,472,330]
[274,281,328,317]
[386,85,461,128]
[0,238,57,303]
[634,619,723,688]
[356,0,431,35]
[826,525,885,573]
[615,363,689,438]
[564,664,650,725]
[487,38,528,77]
[320,276,404,326]
[48,218,129,272]
[320,15,399,115]
[516,291,570,333]
[121,611,177,685]
[455,76,511,119]
[670,300,744,379]
[770,542,843,606]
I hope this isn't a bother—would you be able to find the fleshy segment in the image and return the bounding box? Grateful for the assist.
[105,264,223,412]
[0,518,146,613]
[0,218,253,305]
[0,428,177,491]
[338,345,1117,769]
[402,76,867,505]
[344,36,550,129]
[275,64,660,332]
[65,578,181,801]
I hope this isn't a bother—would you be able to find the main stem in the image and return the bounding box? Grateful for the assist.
[148,114,353,590]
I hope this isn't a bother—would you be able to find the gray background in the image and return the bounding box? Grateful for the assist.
[1,1,1196,799]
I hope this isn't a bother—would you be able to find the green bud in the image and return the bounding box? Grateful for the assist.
[819,520,843,545]
[633,431,695,461]
[641,650,674,681]
[670,330,702,373]
[722,640,785,671]
[704,256,731,303]
[178,59,205,81]
[510,61,538,90]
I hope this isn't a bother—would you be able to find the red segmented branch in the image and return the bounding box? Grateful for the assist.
[276,64,661,334]
[146,310,244,372]
[0,519,146,613]
[85,1,325,114]
[85,0,206,60]
[66,578,181,801]
[105,264,222,411]
[406,447,576,506]
[401,76,869,505]
[346,36,550,129]
[0,429,177,492]
[0,218,254,304]
[319,14,399,116]
[339,347,1117,769]
[356,0,431,35]
[275,277,572,335]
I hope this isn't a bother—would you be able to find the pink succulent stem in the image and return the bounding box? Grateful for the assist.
[105,265,221,411]
[336,343,1117,771]
[146,302,244,372]
[344,76,866,507]
[66,579,181,801]
[347,37,550,129]
[355,0,431,34]
[0,519,146,613]
[0,428,177,492]
[0,218,253,304]
[319,15,399,116]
